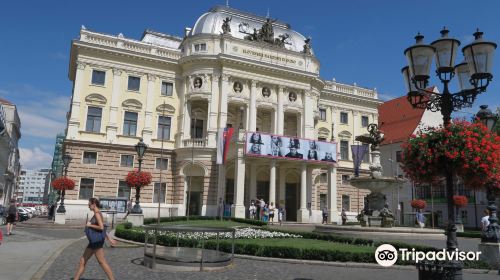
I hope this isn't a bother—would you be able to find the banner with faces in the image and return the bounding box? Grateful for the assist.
[245,132,337,163]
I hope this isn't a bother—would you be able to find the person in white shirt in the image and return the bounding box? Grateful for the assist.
[249,201,257,219]
[481,209,490,231]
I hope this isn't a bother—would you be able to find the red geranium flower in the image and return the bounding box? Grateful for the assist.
[125,170,152,188]
[411,199,427,210]
[453,195,468,208]
[51,177,76,191]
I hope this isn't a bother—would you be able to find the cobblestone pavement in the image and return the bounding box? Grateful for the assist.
[41,239,498,280]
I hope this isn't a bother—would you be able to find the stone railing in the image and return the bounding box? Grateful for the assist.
[182,138,208,148]
[323,81,377,99]
[80,30,181,60]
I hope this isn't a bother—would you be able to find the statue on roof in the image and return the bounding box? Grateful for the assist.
[275,33,290,48]
[221,17,232,34]
[303,37,312,55]
[261,18,277,44]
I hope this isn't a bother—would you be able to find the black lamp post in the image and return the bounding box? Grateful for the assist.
[131,138,147,214]
[57,153,73,213]
[476,105,500,243]
[402,28,496,279]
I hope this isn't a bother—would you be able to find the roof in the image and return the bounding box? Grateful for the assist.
[190,5,310,53]
[378,89,435,144]
[0,98,13,105]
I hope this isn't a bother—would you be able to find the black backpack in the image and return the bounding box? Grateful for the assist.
[8,205,17,216]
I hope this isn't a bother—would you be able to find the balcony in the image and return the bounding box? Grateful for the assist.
[182,138,208,148]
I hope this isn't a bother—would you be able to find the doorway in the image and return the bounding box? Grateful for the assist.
[285,183,298,221]
[187,176,203,216]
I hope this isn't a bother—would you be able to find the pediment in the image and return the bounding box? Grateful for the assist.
[122,99,142,110]
[85,94,107,105]
[318,127,330,137]
[156,104,176,114]
[338,130,352,139]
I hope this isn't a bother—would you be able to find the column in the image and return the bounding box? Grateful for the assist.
[249,163,257,201]
[279,165,286,205]
[106,68,122,142]
[269,160,276,206]
[296,113,302,137]
[272,108,277,134]
[67,61,86,139]
[277,86,284,135]
[142,74,156,144]
[207,74,219,147]
[297,163,309,222]
[232,144,246,218]
[182,101,192,143]
[303,91,315,139]
[331,107,338,141]
[327,166,340,223]
[218,74,230,128]
[249,80,257,131]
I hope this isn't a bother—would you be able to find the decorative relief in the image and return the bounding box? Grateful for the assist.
[338,130,352,139]
[288,92,298,102]
[122,99,143,111]
[76,61,86,70]
[85,94,107,105]
[147,74,156,82]
[233,81,243,93]
[261,87,271,98]
[193,77,203,89]
[156,104,175,114]
[112,68,122,76]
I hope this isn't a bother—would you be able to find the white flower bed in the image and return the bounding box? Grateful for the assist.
[143,227,301,240]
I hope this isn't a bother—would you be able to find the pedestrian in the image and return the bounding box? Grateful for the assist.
[268,202,276,224]
[322,206,328,224]
[0,227,3,245]
[259,198,266,221]
[481,209,490,231]
[263,204,269,223]
[278,205,285,226]
[124,199,133,219]
[341,208,347,225]
[249,201,256,219]
[74,197,115,280]
[415,209,425,228]
[6,199,17,235]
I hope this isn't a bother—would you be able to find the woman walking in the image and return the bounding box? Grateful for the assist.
[74,198,115,280]
[6,199,17,235]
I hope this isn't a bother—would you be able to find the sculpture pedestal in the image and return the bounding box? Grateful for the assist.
[456,224,464,233]
[231,205,245,219]
[478,242,500,269]
[127,214,144,227]
[297,208,310,223]
[54,213,66,225]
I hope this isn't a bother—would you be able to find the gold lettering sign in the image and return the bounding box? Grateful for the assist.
[242,49,297,64]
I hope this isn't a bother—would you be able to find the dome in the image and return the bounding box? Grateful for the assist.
[190,6,312,54]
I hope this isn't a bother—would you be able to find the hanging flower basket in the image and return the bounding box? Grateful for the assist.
[411,199,427,210]
[51,177,76,191]
[125,170,152,188]
[400,120,499,188]
[453,195,468,208]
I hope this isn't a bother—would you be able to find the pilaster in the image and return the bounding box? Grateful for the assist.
[67,61,86,139]
[277,86,284,135]
[249,80,257,131]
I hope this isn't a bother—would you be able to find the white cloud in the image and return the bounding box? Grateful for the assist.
[19,147,52,169]
[18,111,66,138]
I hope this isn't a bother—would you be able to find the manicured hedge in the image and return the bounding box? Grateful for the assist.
[115,223,491,269]
[142,216,267,227]
[457,231,482,238]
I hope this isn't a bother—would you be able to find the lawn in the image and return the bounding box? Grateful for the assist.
[157,219,251,228]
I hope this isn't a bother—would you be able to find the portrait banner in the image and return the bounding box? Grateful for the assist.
[245,131,337,164]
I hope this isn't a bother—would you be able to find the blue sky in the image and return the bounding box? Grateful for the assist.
[0,0,499,169]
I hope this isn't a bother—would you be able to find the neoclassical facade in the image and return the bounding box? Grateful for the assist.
[63,6,381,222]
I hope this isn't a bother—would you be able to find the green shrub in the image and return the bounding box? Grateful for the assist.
[123,222,132,229]
[457,231,482,238]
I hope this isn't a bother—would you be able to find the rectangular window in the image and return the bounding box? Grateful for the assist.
[153,182,166,203]
[342,195,350,211]
[319,194,327,211]
[396,151,403,163]
[194,43,206,52]
[341,175,350,185]
[319,108,327,121]
[340,112,348,124]
[120,155,134,167]
[123,111,138,136]
[79,178,94,200]
[82,151,97,164]
[91,70,106,85]
[161,82,173,96]
[190,119,204,138]
[361,116,369,127]
[340,140,349,160]
[127,76,140,91]
[157,116,171,140]
[117,181,130,199]
[155,158,168,170]
[85,106,102,133]
[362,144,370,163]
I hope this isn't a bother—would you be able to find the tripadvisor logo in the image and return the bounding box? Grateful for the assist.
[375,244,482,267]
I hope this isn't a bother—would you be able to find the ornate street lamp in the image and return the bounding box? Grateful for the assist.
[476,105,499,243]
[57,153,72,213]
[131,138,147,214]
[402,28,496,279]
